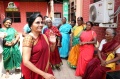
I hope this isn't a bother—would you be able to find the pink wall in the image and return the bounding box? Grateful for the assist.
[82,0,90,21]
[0,2,63,32]
[82,0,120,43]
[54,3,63,17]
[114,0,120,42]
[0,1,5,22]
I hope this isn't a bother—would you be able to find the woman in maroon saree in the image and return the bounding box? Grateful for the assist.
[82,28,120,79]
[21,13,55,79]
[44,18,62,70]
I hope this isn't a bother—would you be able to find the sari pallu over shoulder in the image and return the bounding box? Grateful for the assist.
[75,30,96,76]
[101,40,120,70]
[72,25,85,46]
[102,40,119,54]
[67,25,85,68]
[82,40,120,79]
[0,27,21,70]
[22,34,53,79]
[44,26,61,37]
[59,23,72,58]
[44,26,63,69]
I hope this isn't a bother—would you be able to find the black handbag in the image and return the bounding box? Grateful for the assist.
[106,70,120,79]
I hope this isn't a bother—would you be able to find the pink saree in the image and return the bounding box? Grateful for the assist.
[75,30,96,76]
[21,34,53,79]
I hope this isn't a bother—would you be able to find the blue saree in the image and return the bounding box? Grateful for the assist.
[59,23,72,58]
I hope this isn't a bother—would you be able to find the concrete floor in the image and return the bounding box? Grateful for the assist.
[0,59,82,79]
[53,59,82,79]
[0,35,82,79]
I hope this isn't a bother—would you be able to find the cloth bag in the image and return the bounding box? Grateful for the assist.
[106,52,115,70]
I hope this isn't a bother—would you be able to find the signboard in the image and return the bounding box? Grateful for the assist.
[63,0,69,22]
[6,2,19,11]
[52,18,62,27]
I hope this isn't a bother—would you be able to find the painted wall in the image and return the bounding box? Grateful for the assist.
[0,2,63,32]
[0,1,5,23]
[54,3,63,17]
[82,0,120,43]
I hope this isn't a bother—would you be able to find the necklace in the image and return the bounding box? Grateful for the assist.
[29,33,40,45]
[29,32,40,40]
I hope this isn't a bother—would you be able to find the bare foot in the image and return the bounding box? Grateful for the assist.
[5,71,9,78]
[56,66,61,71]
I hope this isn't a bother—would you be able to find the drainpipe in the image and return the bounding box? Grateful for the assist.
[50,0,54,21]
[76,0,83,20]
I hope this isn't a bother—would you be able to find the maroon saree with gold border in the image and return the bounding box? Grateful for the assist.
[82,40,119,79]
[21,34,53,79]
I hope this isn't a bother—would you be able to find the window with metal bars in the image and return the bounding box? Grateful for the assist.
[5,12,21,23]
[26,12,40,22]
[54,13,61,18]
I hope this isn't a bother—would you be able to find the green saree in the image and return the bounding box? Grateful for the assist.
[0,27,21,70]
